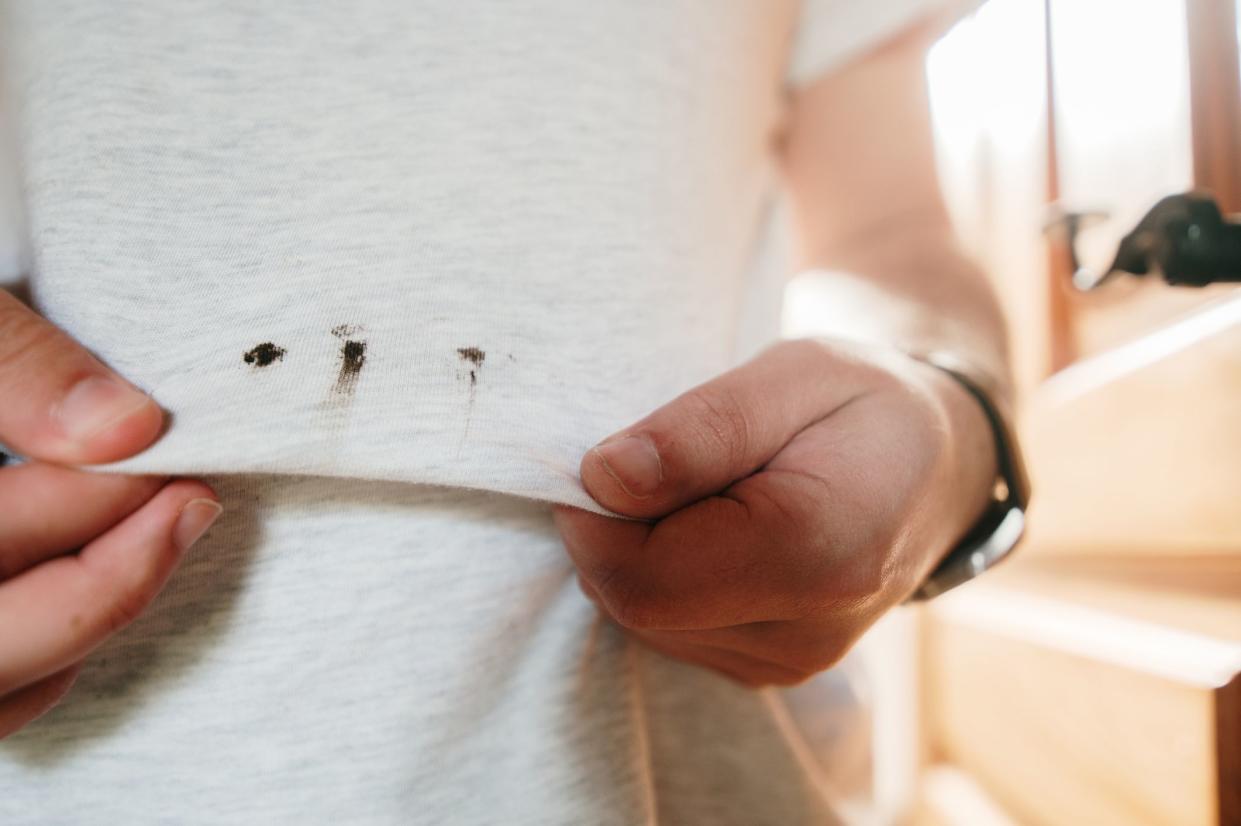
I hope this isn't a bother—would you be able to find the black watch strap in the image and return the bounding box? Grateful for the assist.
[906,352,1031,601]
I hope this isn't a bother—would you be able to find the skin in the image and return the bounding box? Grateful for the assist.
[554,18,1008,687]
[0,289,221,738]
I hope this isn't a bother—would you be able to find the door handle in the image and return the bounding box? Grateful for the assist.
[1051,192,1241,291]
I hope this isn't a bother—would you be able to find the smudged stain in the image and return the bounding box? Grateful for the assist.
[243,342,286,367]
[455,346,487,456]
[456,346,485,389]
[457,346,485,369]
[331,323,364,339]
[317,325,368,422]
[333,338,367,396]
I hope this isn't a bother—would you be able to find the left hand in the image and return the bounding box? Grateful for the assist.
[554,338,997,687]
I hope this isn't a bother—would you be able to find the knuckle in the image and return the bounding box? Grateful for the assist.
[680,386,753,469]
[604,589,656,631]
[599,576,667,631]
[851,540,894,599]
[99,585,151,637]
[735,479,812,542]
[822,548,890,607]
[801,515,901,610]
[89,556,167,638]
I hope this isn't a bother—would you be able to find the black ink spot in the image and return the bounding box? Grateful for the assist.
[344,340,366,369]
[243,342,286,367]
[333,339,367,395]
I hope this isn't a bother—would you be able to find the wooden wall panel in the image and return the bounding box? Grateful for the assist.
[1019,296,1241,558]
[923,579,1241,825]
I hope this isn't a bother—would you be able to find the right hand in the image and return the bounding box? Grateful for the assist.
[0,290,221,739]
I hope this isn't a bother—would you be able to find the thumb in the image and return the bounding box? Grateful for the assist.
[580,339,872,519]
[0,290,163,465]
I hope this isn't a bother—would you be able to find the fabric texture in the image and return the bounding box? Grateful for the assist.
[0,1,948,823]
[2,477,842,825]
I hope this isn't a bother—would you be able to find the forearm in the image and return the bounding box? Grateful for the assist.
[788,223,1013,404]
[778,14,1013,404]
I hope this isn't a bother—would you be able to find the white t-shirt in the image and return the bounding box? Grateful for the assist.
[0,2,945,823]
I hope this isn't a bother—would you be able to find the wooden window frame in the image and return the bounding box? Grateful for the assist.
[1186,0,1241,211]
[1043,0,1241,371]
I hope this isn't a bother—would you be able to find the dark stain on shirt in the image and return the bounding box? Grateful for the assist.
[332,323,364,339]
[454,347,488,454]
[457,347,485,367]
[243,342,286,367]
[333,338,367,395]
[457,347,486,387]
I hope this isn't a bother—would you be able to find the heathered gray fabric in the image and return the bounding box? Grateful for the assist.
[0,2,941,823]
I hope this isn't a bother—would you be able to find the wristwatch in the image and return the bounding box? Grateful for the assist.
[906,352,1031,601]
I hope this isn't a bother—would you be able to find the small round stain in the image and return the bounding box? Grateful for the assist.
[243,342,286,367]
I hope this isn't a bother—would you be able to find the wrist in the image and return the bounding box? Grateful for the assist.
[902,350,1031,600]
[898,353,999,578]
[923,356,999,522]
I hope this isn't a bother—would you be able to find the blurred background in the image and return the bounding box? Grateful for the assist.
[787,0,1241,823]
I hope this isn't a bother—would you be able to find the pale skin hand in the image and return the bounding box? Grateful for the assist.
[554,18,1006,687]
[0,290,221,738]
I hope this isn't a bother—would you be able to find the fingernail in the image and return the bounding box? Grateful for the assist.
[173,499,223,552]
[593,435,662,498]
[55,376,153,443]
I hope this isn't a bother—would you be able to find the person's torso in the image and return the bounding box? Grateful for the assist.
[0,4,891,822]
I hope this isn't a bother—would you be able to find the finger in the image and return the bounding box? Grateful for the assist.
[579,568,822,680]
[0,661,83,740]
[0,480,221,697]
[0,463,166,580]
[580,339,884,519]
[577,538,857,676]
[0,290,163,465]
[650,619,862,677]
[556,505,653,597]
[630,630,808,688]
